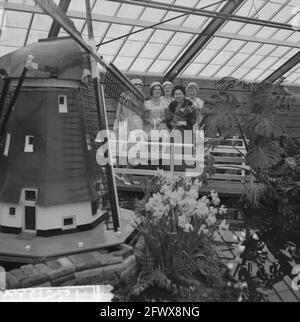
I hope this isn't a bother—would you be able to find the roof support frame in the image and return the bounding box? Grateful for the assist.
[164,0,246,80]
[264,51,300,83]
[48,0,71,38]
[0,1,299,49]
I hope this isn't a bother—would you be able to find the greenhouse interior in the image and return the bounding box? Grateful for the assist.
[0,0,299,302]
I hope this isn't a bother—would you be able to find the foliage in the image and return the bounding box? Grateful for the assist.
[130,171,236,301]
[202,77,300,224]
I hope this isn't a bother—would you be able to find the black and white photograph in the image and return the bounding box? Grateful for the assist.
[0,0,299,306]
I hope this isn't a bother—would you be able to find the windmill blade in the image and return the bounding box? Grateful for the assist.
[34,0,144,108]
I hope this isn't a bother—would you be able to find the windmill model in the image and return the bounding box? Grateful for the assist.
[0,0,144,237]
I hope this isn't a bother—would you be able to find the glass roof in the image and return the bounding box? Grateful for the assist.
[0,0,299,84]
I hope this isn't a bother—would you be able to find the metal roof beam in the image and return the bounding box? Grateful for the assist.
[48,0,71,38]
[265,51,300,83]
[164,0,246,80]
[0,1,299,49]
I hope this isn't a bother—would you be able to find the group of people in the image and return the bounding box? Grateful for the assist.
[113,78,204,135]
[113,78,205,185]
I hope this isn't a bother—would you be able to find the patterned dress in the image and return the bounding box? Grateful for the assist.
[144,97,168,133]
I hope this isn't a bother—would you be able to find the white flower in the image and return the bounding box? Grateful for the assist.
[219,205,227,215]
[206,213,216,226]
[183,223,194,233]
[178,215,187,228]
[227,263,234,270]
[237,245,246,253]
[219,219,229,231]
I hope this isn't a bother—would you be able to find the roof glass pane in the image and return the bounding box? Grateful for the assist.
[0,46,18,57]
[206,37,229,50]
[284,73,300,83]
[214,66,236,78]
[113,56,135,70]
[241,54,264,68]
[255,56,279,69]
[183,15,205,28]
[27,30,49,45]
[30,13,52,31]
[162,11,187,26]
[148,60,171,73]
[271,5,293,23]
[149,30,174,44]
[220,21,244,33]
[256,2,281,20]
[140,43,164,58]
[223,40,246,52]
[271,30,294,41]
[255,27,278,38]
[210,51,234,65]
[269,46,290,57]
[0,27,27,46]
[256,70,274,81]
[7,0,35,4]
[269,58,288,71]
[226,53,250,67]
[200,64,222,77]
[158,45,183,60]
[128,27,153,41]
[285,48,299,59]
[130,58,153,72]
[91,22,110,39]
[117,4,144,19]
[67,0,86,13]
[244,68,265,80]
[106,24,132,38]
[169,32,193,46]
[118,40,145,57]
[255,44,277,55]
[4,10,32,28]
[239,42,261,54]
[235,0,266,17]
[238,24,261,36]
[175,0,198,7]
[139,8,166,22]
[98,39,123,56]
[231,67,252,78]
[286,32,300,43]
[183,63,205,76]
[194,48,218,63]
[93,0,120,16]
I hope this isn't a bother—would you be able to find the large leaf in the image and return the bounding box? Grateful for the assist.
[247,113,286,139]
[247,142,284,170]
[202,92,242,138]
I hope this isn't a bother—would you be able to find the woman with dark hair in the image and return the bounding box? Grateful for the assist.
[166,85,197,132]
[144,81,168,132]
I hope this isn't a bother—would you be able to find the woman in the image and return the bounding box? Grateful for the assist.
[166,85,196,132]
[144,81,168,132]
[161,80,174,106]
[186,82,204,130]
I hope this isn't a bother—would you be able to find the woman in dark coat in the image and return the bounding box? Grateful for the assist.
[166,85,197,132]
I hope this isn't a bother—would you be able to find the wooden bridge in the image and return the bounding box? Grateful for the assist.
[112,136,250,197]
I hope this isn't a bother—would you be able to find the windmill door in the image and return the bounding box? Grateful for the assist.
[24,206,36,231]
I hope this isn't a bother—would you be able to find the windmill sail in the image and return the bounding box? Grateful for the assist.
[34,0,144,115]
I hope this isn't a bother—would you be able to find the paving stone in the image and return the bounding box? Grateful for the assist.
[45,259,74,279]
[111,244,134,258]
[10,269,28,282]
[5,272,21,290]
[20,264,39,277]
[75,263,124,284]
[90,251,123,266]
[51,273,75,287]
[68,253,99,272]
[35,264,53,277]
[21,273,49,288]
[57,258,75,273]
